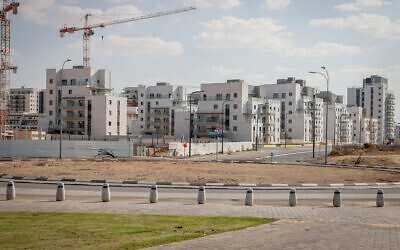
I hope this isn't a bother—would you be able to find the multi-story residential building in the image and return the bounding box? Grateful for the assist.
[347,106,378,144]
[8,113,39,131]
[9,86,42,114]
[194,79,281,144]
[45,66,127,137]
[348,75,395,143]
[256,77,324,143]
[133,82,188,138]
[385,93,395,141]
[122,87,139,135]
[315,92,352,144]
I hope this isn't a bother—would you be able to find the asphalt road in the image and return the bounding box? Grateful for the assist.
[2,182,399,206]
[195,144,333,163]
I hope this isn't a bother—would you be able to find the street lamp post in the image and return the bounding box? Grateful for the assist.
[59,59,71,159]
[221,99,230,154]
[309,66,329,165]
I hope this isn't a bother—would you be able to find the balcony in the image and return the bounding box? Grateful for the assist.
[63,114,85,120]
[148,111,170,116]
[196,118,223,125]
[148,120,169,125]
[62,103,85,109]
[259,110,276,115]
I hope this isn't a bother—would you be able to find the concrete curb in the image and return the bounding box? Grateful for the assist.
[1,174,400,188]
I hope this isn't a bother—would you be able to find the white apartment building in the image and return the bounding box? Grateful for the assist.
[133,82,188,138]
[122,87,139,135]
[257,77,324,143]
[347,106,378,144]
[195,79,281,144]
[348,75,395,143]
[9,86,42,114]
[45,66,127,137]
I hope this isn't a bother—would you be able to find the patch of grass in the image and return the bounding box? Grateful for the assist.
[0,211,275,249]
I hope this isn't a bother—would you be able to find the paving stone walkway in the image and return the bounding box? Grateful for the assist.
[1,199,400,249]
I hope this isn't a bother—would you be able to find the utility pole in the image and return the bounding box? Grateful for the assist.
[255,110,258,151]
[312,96,316,158]
[284,112,287,148]
[59,59,71,159]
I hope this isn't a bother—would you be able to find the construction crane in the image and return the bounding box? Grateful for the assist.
[0,0,18,128]
[60,6,196,68]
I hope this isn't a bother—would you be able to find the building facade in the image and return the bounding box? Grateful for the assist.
[9,86,42,114]
[45,66,127,137]
[347,75,395,143]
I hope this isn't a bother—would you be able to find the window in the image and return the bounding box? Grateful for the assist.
[156,101,159,105]
[233,115,237,120]
[68,90,72,94]
[273,93,279,99]
[288,110,292,115]
[49,79,53,84]
[233,93,238,98]
[216,93,222,100]
[288,119,292,124]
[288,128,292,132]
[109,100,112,105]
[49,90,53,95]
[140,118,143,121]
[233,126,238,131]
[233,104,238,109]
[156,93,161,98]
[226,94,230,100]
[289,92,292,96]
[49,111,53,116]
[213,104,218,110]
[49,100,53,105]
[109,111,112,115]
[282,93,286,98]
[140,101,143,105]
[140,93,144,97]
[288,101,292,106]
[108,121,112,126]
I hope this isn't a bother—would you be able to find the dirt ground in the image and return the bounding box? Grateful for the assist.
[328,145,400,169]
[0,160,398,184]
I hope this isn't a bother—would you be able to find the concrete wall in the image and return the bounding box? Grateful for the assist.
[0,140,133,158]
[168,141,253,157]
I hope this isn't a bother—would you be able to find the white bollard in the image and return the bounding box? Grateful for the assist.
[376,189,384,207]
[56,183,65,201]
[198,185,206,204]
[289,188,297,207]
[149,184,158,203]
[6,181,15,200]
[245,188,254,206]
[333,189,342,207]
[102,183,111,202]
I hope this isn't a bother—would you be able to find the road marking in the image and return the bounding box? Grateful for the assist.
[354,183,369,186]
[330,183,345,187]
[268,150,316,158]
[302,183,318,187]
[239,183,257,187]
[270,184,289,187]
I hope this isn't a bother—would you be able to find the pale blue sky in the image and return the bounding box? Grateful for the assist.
[11,0,400,120]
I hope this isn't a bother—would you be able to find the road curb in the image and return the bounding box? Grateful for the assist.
[1,174,400,188]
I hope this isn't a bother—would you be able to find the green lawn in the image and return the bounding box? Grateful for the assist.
[0,211,275,249]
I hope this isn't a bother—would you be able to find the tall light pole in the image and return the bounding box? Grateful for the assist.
[309,66,329,164]
[59,59,72,159]
[221,99,230,154]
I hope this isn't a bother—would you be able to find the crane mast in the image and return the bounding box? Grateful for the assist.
[60,6,195,68]
[0,0,18,128]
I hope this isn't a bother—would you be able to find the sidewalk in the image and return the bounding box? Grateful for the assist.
[1,199,399,249]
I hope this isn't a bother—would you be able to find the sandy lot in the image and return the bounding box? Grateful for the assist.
[328,146,400,169]
[0,160,398,184]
